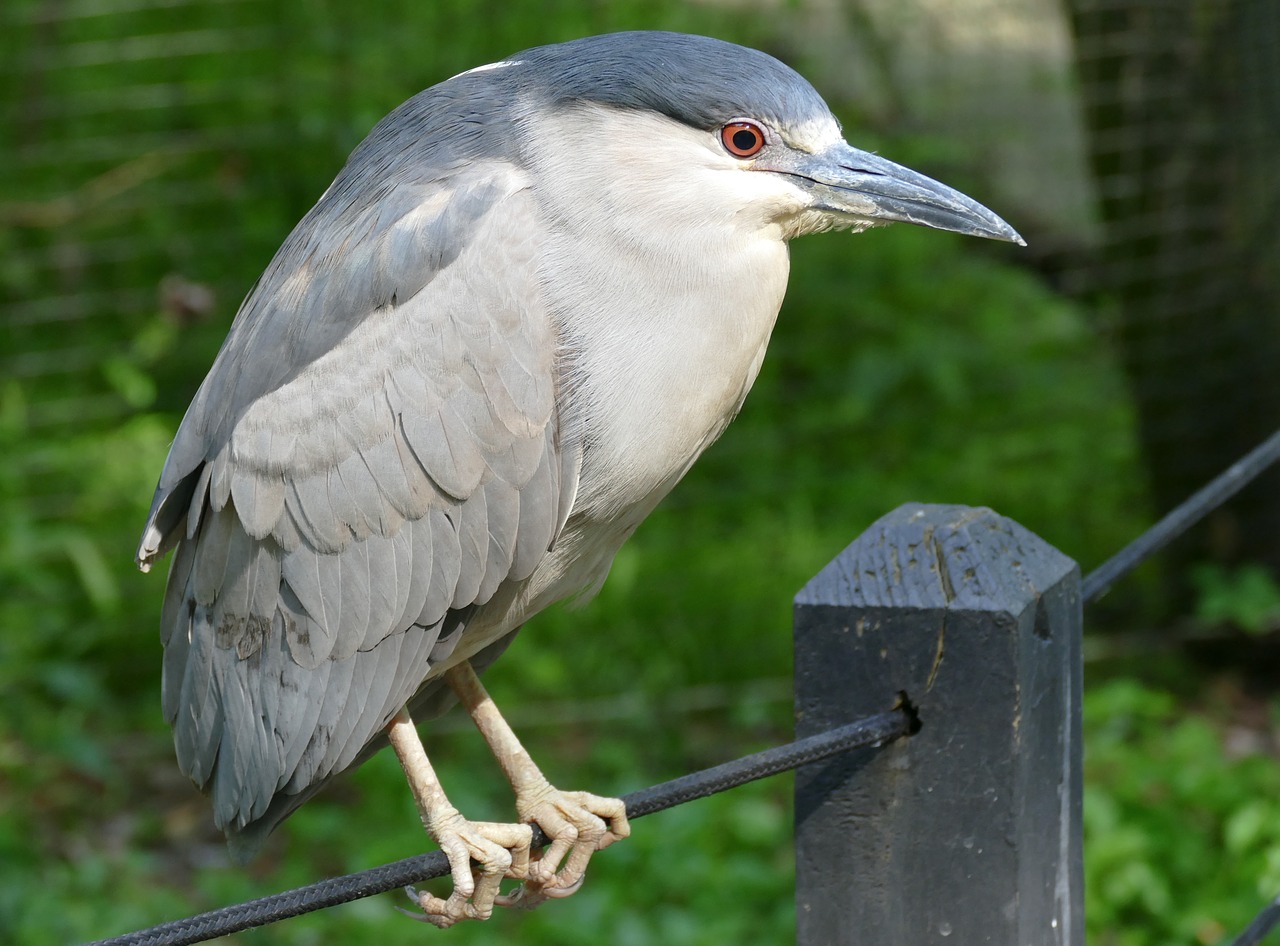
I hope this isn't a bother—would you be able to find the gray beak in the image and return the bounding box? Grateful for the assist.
[778,141,1025,245]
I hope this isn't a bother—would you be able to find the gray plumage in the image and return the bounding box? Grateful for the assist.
[139,31,1020,860]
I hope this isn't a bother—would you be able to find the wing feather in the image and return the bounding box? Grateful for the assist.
[173,607,224,786]
[140,156,575,852]
[397,396,488,500]
[333,450,392,540]
[284,471,347,553]
[478,478,519,603]
[285,643,356,796]
[184,463,213,542]
[363,526,415,652]
[211,643,279,825]
[190,504,236,606]
[230,468,286,540]
[512,434,560,580]
[449,482,488,608]
[329,541,373,663]
[262,600,322,788]
[279,547,342,667]
[210,446,241,513]
[357,434,425,522]
[396,507,436,630]
[421,505,462,629]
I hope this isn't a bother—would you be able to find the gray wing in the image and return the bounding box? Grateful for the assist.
[139,154,577,850]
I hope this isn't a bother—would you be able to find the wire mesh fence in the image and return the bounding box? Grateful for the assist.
[1066,0,1280,576]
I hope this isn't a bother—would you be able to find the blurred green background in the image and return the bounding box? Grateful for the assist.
[3,1,1280,944]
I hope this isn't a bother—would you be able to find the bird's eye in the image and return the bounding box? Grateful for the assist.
[720,121,766,158]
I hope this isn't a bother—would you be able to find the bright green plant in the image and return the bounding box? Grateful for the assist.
[1084,678,1280,946]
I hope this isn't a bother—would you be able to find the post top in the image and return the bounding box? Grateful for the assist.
[795,503,1078,612]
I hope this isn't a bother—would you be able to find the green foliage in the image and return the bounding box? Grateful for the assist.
[0,314,176,714]
[1193,563,1280,635]
[1084,679,1280,946]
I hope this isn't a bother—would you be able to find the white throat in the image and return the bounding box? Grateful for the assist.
[521,104,806,523]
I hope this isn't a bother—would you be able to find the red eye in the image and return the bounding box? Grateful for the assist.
[721,121,766,158]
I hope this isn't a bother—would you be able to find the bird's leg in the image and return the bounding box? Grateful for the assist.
[386,707,532,928]
[443,660,630,907]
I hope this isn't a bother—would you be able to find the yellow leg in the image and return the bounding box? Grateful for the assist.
[443,661,630,903]
[386,707,532,927]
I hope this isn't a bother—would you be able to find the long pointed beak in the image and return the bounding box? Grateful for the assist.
[776,141,1025,245]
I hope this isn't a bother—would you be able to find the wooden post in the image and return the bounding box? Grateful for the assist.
[794,504,1083,946]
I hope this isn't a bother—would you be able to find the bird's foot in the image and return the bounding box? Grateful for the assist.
[400,813,533,928]
[495,786,630,907]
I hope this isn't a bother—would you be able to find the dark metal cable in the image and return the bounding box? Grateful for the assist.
[1230,895,1280,946]
[1083,428,1280,603]
[85,708,911,946]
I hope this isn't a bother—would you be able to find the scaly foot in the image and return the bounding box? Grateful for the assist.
[496,784,630,907]
[394,664,631,923]
[400,809,532,928]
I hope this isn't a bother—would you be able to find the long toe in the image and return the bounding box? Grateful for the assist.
[517,788,630,891]
[401,817,533,925]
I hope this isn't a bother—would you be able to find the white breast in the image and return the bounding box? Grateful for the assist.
[521,104,804,521]
[442,102,810,660]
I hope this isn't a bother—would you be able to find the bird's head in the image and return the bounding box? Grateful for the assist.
[477,31,1024,247]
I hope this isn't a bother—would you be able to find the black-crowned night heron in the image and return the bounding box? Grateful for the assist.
[137,31,1022,926]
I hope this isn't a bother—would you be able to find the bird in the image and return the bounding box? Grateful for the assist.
[137,30,1022,927]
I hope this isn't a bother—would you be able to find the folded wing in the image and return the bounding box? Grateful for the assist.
[139,154,574,845]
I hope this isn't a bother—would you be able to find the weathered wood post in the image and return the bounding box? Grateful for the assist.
[794,504,1083,945]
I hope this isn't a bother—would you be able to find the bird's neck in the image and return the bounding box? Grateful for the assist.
[542,220,791,527]
[518,102,799,526]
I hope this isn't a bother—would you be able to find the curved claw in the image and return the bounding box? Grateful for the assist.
[517,788,631,891]
[395,886,441,928]
[397,885,455,929]
[398,817,533,927]
[495,874,586,911]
